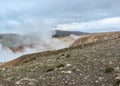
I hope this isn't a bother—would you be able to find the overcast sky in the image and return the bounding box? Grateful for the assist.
[0,0,120,33]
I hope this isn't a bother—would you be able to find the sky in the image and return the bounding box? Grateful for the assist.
[0,0,120,33]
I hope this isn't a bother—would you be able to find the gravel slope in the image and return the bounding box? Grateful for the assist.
[0,32,120,86]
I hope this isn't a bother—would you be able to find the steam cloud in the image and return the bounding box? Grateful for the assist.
[0,18,69,62]
[0,0,120,62]
[1,17,120,62]
[0,34,70,62]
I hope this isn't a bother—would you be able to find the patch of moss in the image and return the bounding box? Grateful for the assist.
[0,70,4,76]
[61,53,65,56]
[66,54,70,58]
[56,63,65,68]
[56,57,60,60]
[46,67,55,72]
[104,66,114,73]
[71,68,77,72]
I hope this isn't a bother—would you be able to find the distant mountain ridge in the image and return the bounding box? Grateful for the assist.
[53,30,87,37]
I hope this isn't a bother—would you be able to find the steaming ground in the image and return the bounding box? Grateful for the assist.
[0,34,78,62]
[0,31,120,86]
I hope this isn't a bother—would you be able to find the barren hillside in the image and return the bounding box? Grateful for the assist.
[0,32,120,86]
[71,32,120,47]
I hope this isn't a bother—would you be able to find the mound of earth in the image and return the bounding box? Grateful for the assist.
[0,31,120,86]
[71,32,120,47]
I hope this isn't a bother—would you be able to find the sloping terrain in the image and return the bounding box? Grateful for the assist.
[71,32,120,47]
[0,32,120,86]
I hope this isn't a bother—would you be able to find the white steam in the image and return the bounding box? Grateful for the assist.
[1,17,120,62]
[0,30,70,62]
[0,17,70,62]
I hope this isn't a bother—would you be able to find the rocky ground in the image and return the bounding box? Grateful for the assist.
[0,32,120,86]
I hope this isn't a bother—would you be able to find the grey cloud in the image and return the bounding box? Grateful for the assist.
[0,0,120,33]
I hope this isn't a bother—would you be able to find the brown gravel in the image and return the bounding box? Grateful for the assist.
[0,32,120,86]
